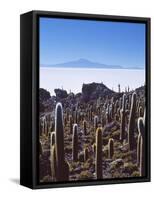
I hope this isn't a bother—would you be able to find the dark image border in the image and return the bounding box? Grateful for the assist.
[22,10,151,189]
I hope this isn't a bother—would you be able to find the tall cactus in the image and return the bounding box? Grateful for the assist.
[63,160,69,181]
[143,108,146,126]
[55,102,65,181]
[114,100,119,114]
[120,94,126,142]
[137,117,145,176]
[66,107,70,121]
[69,115,73,135]
[84,147,89,161]
[72,124,78,162]
[90,106,93,121]
[94,116,98,131]
[83,120,87,135]
[137,134,141,166]
[39,141,43,156]
[108,138,114,159]
[118,84,121,93]
[128,92,137,150]
[139,136,144,177]
[75,110,78,124]
[95,128,103,179]
[50,145,57,181]
[39,120,43,136]
[50,131,55,146]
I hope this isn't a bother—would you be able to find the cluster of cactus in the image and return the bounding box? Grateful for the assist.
[39,83,145,182]
[40,114,54,137]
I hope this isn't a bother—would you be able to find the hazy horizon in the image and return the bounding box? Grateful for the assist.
[40,67,145,96]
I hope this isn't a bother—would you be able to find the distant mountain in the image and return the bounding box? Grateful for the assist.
[41,58,144,70]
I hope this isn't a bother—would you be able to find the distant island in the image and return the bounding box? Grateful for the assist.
[41,58,144,70]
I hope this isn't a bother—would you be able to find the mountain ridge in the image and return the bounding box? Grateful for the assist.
[41,58,144,70]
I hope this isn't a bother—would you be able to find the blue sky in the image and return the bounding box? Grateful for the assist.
[39,17,145,69]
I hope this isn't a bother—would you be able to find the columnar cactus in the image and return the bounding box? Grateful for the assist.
[66,107,70,121]
[55,102,65,181]
[119,97,122,109]
[125,99,129,110]
[111,103,115,119]
[128,92,137,150]
[139,136,144,177]
[94,116,98,131]
[101,111,105,127]
[143,108,146,126]
[50,131,55,146]
[49,121,54,133]
[139,106,143,117]
[83,120,87,135]
[137,117,145,176]
[84,147,89,161]
[72,124,78,162]
[90,106,93,121]
[108,138,114,159]
[128,94,132,110]
[95,128,103,179]
[114,100,119,114]
[137,134,141,166]
[93,143,96,154]
[39,141,43,156]
[75,110,78,124]
[118,84,121,93]
[39,120,42,136]
[120,94,126,142]
[44,120,49,136]
[128,86,130,93]
[63,161,69,181]
[69,115,73,135]
[50,145,56,181]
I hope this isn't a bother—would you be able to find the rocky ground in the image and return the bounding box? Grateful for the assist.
[39,82,145,182]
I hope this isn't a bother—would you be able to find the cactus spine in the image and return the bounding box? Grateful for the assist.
[72,124,78,162]
[95,128,103,179]
[128,92,137,150]
[108,138,114,159]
